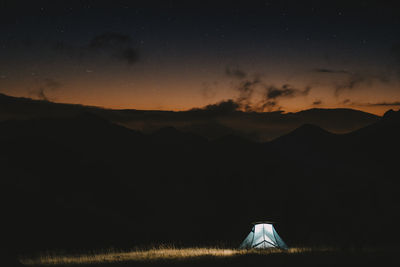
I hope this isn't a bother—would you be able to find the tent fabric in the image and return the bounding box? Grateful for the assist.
[239,223,288,249]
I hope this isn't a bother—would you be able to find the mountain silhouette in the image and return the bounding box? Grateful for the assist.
[272,123,334,145]
[294,108,379,132]
[1,95,399,258]
[0,93,379,141]
[150,126,207,146]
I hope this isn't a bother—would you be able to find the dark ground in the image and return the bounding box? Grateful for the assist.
[1,94,399,265]
[24,249,399,267]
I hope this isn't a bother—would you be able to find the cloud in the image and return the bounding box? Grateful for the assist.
[225,67,247,79]
[225,81,310,112]
[266,84,311,100]
[200,99,240,113]
[340,99,400,107]
[313,67,391,96]
[196,81,311,113]
[200,68,312,113]
[359,101,400,107]
[313,68,350,74]
[334,73,366,96]
[201,81,218,99]
[335,72,390,96]
[194,98,281,114]
[313,100,322,105]
[54,32,139,65]
[88,33,138,64]
[314,69,368,96]
[43,78,61,89]
[235,78,261,111]
[116,47,138,65]
[29,78,62,101]
[251,84,311,112]
[255,100,280,112]
[233,78,311,112]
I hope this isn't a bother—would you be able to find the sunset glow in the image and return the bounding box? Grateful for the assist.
[1,2,399,115]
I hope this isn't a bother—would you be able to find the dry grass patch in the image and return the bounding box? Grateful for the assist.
[21,246,324,265]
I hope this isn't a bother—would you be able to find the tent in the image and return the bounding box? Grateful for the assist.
[239,222,288,249]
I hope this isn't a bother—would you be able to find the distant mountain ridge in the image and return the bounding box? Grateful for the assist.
[1,105,399,254]
[0,92,380,141]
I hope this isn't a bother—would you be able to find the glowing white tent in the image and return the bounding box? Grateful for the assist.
[239,222,288,249]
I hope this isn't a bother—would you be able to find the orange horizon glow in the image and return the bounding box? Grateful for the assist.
[1,68,399,117]
[2,89,396,117]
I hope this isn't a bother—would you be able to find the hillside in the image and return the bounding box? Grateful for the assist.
[1,109,399,258]
[0,93,379,141]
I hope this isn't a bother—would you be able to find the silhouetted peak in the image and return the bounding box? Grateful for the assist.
[214,133,248,142]
[0,92,33,103]
[153,126,181,136]
[383,109,394,118]
[382,109,400,122]
[151,126,206,144]
[152,126,198,139]
[75,111,109,123]
[271,123,334,146]
[290,123,331,136]
[212,133,254,146]
[296,108,379,120]
[0,92,9,99]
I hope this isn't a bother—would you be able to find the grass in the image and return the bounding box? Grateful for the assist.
[21,246,331,265]
[20,246,398,266]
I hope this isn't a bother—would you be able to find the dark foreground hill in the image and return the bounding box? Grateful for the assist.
[0,93,379,141]
[1,107,399,263]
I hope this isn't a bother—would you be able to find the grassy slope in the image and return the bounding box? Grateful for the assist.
[22,247,398,267]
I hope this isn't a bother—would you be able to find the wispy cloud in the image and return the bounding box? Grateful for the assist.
[54,32,139,65]
[265,84,311,99]
[313,68,350,74]
[28,78,62,101]
[225,67,247,79]
[219,67,314,112]
[340,98,400,107]
[313,68,390,96]
[359,101,400,106]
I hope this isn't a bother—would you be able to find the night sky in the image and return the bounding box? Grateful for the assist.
[1,1,400,115]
